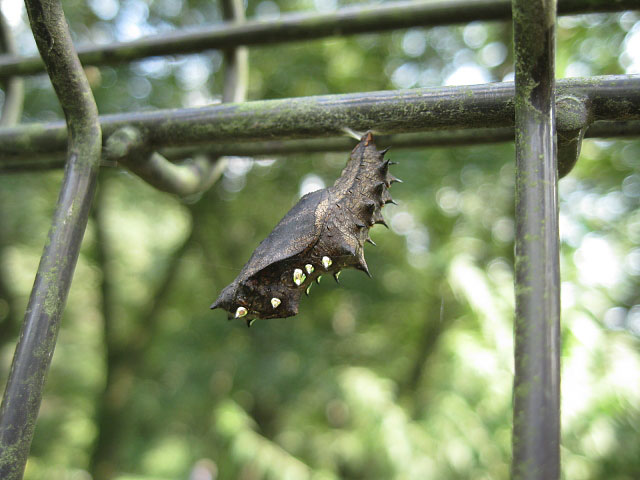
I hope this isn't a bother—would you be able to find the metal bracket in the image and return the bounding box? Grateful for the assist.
[556,95,591,178]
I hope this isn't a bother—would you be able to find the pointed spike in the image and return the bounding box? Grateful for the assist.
[379,160,390,175]
[373,181,386,196]
[356,257,372,278]
[385,199,398,205]
[366,236,377,246]
[333,271,341,283]
[364,201,376,213]
[355,221,366,229]
[363,202,377,223]
[373,212,389,228]
[379,147,390,155]
[316,275,322,284]
[388,160,399,165]
[388,174,403,184]
[378,190,392,206]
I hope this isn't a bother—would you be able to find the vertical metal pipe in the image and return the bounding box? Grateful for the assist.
[0,0,102,478]
[511,1,560,479]
[221,0,248,103]
[0,10,23,127]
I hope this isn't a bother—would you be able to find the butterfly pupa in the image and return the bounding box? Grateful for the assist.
[210,132,400,325]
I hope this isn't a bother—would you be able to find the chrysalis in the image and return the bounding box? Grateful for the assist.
[210,132,401,326]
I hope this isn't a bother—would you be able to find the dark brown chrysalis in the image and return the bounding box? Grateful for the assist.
[210,132,401,326]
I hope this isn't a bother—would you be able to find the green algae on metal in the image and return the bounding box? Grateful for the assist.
[0,0,102,478]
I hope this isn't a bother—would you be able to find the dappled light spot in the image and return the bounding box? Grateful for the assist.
[574,234,622,287]
[298,173,325,198]
[436,186,460,216]
[255,1,280,20]
[604,306,627,330]
[480,42,507,67]
[127,75,151,99]
[463,22,488,48]
[627,305,640,336]
[402,29,427,57]
[445,63,490,86]
[89,0,119,21]
[391,62,420,89]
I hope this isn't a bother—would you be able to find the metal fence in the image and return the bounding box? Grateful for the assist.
[0,0,638,478]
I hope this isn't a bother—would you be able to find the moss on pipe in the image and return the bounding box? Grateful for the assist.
[0,0,102,478]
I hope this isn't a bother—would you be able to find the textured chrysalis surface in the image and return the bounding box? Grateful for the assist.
[210,132,401,326]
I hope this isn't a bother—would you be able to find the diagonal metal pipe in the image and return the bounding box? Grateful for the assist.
[0,0,102,478]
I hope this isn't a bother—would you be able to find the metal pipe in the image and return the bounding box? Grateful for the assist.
[100,0,250,197]
[0,0,102,478]
[103,126,227,197]
[160,119,640,161]
[221,0,248,104]
[0,75,638,163]
[1,118,637,173]
[0,10,23,126]
[556,95,590,177]
[511,0,560,479]
[0,0,635,79]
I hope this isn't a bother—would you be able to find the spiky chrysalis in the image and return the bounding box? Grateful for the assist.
[210,132,401,326]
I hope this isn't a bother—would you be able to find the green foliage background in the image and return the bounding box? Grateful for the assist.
[0,1,639,479]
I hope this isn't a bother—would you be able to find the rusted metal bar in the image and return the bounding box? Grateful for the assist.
[511,0,560,479]
[0,0,635,79]
[0,0,102,478]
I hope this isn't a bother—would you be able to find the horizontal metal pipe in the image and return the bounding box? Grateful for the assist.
[161,118,640,157]
[0,0,635,79]
[0,75,638,163]
[0,118,636,173]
